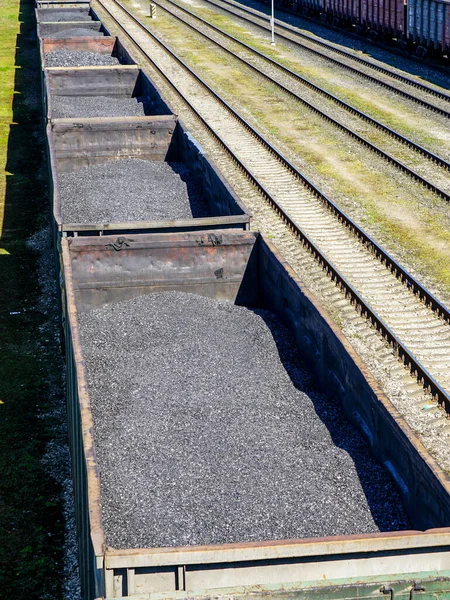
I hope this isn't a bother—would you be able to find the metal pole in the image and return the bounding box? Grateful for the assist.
[271,0,275,44]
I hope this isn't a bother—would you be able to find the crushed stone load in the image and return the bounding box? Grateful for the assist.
[51,95,146,118]
[48,27,104,38]
[45,50,119,67]
[58,159,207,223]
[40,11,93,22]
[78,292,410,549]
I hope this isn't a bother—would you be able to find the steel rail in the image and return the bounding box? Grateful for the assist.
[197,0,450,118]
[94,0,450,412]
[157,0,450,171]
[154,0,450,200]
[210,0,450,103]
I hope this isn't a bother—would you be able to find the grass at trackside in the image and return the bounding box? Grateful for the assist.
[0,1,64,597]
[127,0,450,294]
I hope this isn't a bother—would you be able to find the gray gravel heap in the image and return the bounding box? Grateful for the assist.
[51,95,145,118]
[58,159,207,223]
[78,292,410,549]
[48,27,104,38]
[45,50,119,67]
[40,11,92,22]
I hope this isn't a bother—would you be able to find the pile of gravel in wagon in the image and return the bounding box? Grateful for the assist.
[58,159,207,223]
[77,292,410,549]
[51,95,145,118]
[45,50,119,67]
[40,11,92,22]
[48,27,104,38]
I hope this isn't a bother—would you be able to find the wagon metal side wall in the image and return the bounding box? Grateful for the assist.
[48,115,178,170]
[408,0,450,52]
[174,126,249,223]
[361,0,404,35]
[327,0,360,23]
[291,0,325,14]
[65,314,105,600]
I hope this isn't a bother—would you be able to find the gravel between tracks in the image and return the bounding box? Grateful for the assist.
[48,27,104,38]
[51,95,146,117]
[58,159,207,223]
[45,50,119,67]
[78,291,410,549]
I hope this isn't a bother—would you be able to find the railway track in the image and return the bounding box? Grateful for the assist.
[152,0,450,199]
[155,0,449,169]
[208,0,450,101]
[195,0,450,118]
[250,0,450,87]
[93,0,450,413]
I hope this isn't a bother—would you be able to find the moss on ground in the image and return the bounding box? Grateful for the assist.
[0,1,64,597]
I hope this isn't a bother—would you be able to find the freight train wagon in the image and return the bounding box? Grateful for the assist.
[274,0,405,36]
[408,0,450,55]
[327,0,360,27]
[272,0,449,53]
[62,229,450,600]
[360,0,405,37]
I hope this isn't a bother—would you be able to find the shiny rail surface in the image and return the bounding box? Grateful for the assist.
[94,0,450,412]
[197,0,450,118]
[153,0,450,201]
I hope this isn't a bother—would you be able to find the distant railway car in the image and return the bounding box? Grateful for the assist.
[276,0,324,17]
[327,0,361,24]
[361,0,405,37]
[269,0,450,55]
[301,0,326,14]
[408,0,450,54]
